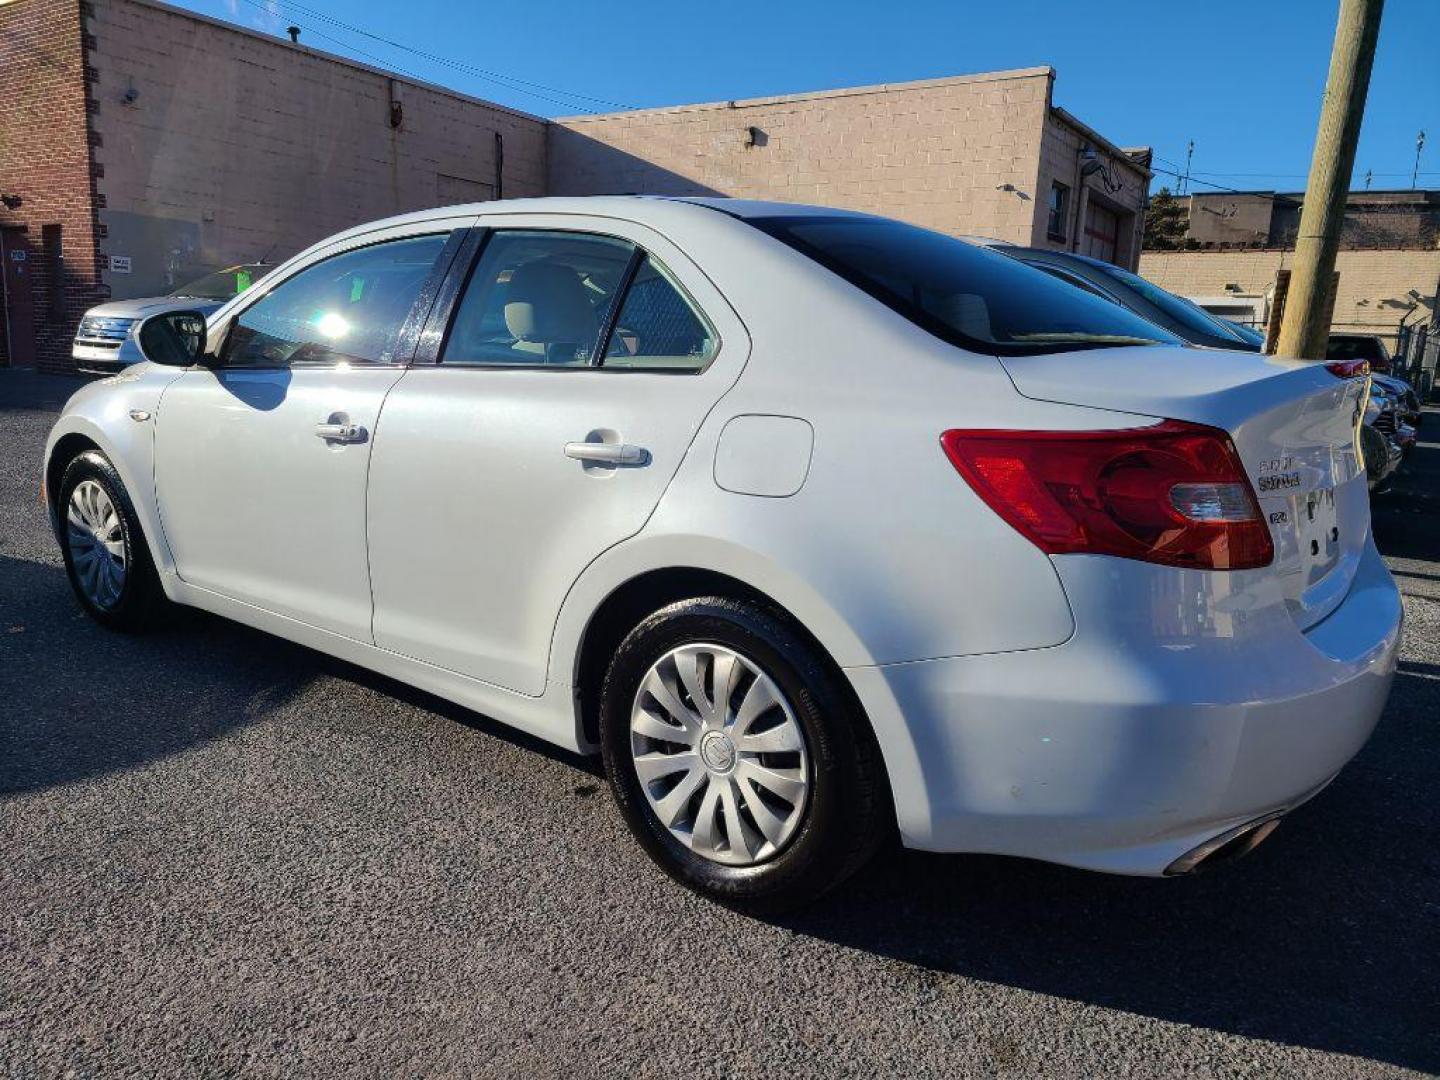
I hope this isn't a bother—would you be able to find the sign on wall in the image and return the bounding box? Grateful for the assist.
[108,255,132,274]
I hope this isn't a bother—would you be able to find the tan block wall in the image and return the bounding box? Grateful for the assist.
[1139,248,1440,349]
[549,70,1055,244]
[89,0,547,297]
[1032,114,1148,268]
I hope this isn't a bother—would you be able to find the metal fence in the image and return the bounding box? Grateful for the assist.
[1398,321,1439,401]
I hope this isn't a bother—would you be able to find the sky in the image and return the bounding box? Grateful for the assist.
[173,0,1440,195]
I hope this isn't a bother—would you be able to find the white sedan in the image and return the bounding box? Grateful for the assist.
[43,197,1401,910]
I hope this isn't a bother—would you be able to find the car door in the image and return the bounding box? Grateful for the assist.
[153,224,464,641]
[366,216,749,696]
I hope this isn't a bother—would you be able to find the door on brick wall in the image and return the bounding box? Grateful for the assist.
[1081,201,1120,265]
[0,229,37,368]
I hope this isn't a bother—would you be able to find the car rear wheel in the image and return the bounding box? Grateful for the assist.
[58,451,167,632]
[599,596,889,912]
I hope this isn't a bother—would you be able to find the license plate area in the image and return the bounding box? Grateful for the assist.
[1295,487,1339,580]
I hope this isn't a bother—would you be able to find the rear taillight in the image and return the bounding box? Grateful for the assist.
[940,420,1274,571]
[1326,359,1370,378]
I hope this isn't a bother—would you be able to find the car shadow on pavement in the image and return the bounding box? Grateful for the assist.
[0,552,596,800]
[0,554,314,796]
[777,668,1439,1073]
[766,417,1440,1071]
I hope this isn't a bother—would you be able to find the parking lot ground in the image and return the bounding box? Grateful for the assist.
[1,368,1437,1079]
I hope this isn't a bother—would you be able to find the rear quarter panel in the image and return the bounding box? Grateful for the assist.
[548,213,1156,681]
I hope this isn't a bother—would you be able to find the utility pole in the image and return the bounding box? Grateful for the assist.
[1365,168,1373,189]
[1275,0,1385,359]
[1414,130,1427,189]
[1181,140,1194,195]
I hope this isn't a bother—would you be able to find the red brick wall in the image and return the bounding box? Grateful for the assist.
[0,0,106,372]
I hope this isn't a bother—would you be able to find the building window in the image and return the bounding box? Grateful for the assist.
[1047,183,1070,242]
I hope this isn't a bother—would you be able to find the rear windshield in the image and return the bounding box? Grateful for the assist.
[747,215,1180,355]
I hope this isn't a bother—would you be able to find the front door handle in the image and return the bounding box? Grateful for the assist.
[315,421,366,444]
[563,441,649,466]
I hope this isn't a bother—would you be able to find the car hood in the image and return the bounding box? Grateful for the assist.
[1371,374,1412,397]
[82,296,227,319]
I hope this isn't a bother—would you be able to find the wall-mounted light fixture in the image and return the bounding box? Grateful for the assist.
[0,193,22,210]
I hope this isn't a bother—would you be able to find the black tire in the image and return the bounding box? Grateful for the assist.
[599,596,890,913]
[56,450,167,632]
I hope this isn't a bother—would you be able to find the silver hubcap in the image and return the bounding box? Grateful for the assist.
[630,643,811,866]
[66,480,127,609]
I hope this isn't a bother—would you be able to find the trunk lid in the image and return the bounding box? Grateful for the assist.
[999,346,1369,629]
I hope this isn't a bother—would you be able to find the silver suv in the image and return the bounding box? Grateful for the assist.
[72,264,270,375]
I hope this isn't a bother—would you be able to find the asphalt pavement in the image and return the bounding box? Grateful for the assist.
[1,368,1437,1078]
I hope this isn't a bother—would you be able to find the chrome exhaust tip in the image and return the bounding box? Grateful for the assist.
[1164,812,1285,877]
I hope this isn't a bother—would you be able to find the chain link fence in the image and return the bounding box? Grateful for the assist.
[1398,321,1438,401]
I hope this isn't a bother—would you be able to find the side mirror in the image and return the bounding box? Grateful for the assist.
[137,310,208,367]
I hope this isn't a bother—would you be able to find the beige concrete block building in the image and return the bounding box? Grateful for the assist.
[1140,248,1440,352]
[88,0,547,301]
[2,0,1148,371]
[551,71,1151,268]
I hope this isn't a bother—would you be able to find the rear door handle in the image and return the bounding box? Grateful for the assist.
[563,441,649,466]
[315,422,365,444]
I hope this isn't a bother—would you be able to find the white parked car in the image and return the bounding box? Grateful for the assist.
[72,264,271,375]
[43,198,1401,910]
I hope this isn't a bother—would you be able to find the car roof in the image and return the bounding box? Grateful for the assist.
[1006,248,1117,271]
[314,195,875,248]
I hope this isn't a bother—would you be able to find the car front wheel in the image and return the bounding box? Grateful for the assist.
[57,450,166,632]
[599,596,889,912]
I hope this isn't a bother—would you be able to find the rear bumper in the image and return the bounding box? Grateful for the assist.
[848,538,1402,875]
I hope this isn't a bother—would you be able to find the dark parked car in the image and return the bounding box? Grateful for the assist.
[1326,333,1394,374]
[1373,373,1422,430]
[990,247,1411,492]
[995,248,1260,351]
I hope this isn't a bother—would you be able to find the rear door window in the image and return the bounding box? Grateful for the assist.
[441,231,717,371]
[441,231,635,367]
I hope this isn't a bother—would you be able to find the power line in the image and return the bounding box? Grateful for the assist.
[239,0,633,113]
[1153,164,1438,196]
[1150,165,1282,197]
[1155,150,1440,184]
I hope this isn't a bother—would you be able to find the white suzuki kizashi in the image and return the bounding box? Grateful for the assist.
[44,197,1401,910]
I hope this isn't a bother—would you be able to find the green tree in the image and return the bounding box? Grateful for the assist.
[1143,187,1189,250]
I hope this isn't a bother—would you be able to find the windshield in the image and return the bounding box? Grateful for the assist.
[1221,319,1265,347]
[1087,261,1248,344]
[747,215,1180,355]
[170,264,269,300]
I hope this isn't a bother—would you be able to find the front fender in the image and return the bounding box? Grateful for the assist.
[44,367,183,578]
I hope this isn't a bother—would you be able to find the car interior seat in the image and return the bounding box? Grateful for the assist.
[503,260,599,365]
